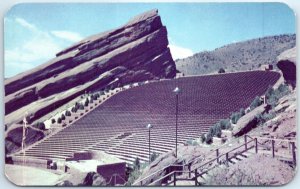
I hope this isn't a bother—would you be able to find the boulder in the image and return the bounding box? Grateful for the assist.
[5,124,45,154]
[276,47,296,88]
[82,172,106,186]
[4,9,176,127]
[56,180,73,186]
[232,104,267,136]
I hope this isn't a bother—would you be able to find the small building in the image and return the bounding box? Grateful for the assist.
[260,64,273,71]
[176,72,184,78]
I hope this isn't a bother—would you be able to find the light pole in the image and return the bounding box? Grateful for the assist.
[173,87,180,158]
[146,124,153,163]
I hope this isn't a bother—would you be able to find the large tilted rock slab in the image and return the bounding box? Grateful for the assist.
[232,104,268,137]
[276,47,296,88]
[5,9,176,126]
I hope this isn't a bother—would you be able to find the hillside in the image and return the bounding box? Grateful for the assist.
[176,34,295,75]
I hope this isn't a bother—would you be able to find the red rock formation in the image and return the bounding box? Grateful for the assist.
[5,9,176,126]
[276,47,296,88]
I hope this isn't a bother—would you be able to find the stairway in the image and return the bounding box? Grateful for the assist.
[174,152,253,186]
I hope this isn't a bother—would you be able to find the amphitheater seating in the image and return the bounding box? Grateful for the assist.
[13,71,280,164]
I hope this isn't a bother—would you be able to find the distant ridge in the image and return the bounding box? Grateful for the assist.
[176,34,296,75]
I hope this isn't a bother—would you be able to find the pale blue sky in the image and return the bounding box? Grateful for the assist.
[4,3,295,77]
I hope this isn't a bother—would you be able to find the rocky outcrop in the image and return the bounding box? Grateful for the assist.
[276,47,296,88]
[232,104,268,136]
[4,9,176,126]
[82,172,106,186]
[5,124,45,154]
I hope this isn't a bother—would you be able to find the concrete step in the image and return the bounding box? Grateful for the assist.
[236,154,247,160]
[175,180,195,186]
[219,164,228,169]
[201,173,211,181]
[230,158,240,164]
[241,152,252,158]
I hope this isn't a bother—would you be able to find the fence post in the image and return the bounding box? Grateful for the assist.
[173,172,176,186]
[195,169,198,186]
[291,142,296,166]
[272,140,275,158]
[188,163,191,178]
[226,152,229,166]
[244,135,247,150]
[255,138,258,153]
[216,149,219,164]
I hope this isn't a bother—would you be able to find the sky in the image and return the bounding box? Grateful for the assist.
[4,3,295,78]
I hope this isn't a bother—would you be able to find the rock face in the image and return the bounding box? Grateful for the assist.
[232,104,268,137]
[4,9,176,126]
[5,124,45,154]
[276,47,296,88]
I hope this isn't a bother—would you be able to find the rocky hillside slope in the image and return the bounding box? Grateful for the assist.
[4,9,176,127]
[176,34,295,75]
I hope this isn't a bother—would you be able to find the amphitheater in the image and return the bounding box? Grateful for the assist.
[11,70,280,165]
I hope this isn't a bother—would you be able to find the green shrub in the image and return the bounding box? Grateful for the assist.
[256,111,276,126]
[265,83,290,107]
[239,108,245,116]
[277,83,289,95]
[150,152,159,162]
[230,111,244,124]
[214,123,222,138]
[51,118,56,124]
[126,168,141,186]
[65,110,71,116]
[250,96,263,110]
[35,122,45,130]
[265,86,275,100]
[91,94,98,100]
[218,68,225,73]
[200,133,206,143]
[84,98,89,107]
[79,103,84,110]
[133,157,140,171]
[57,117,62,124]
[75,102,80,109]
[219,119,231,130]
[208,126,216,137]
[205,133,213,144]
[187,139,194,145]
[187,139,198,146]
[71,107,77,113]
